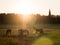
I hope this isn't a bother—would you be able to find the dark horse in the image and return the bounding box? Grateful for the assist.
[6,29,11,36]
[18,29,29,37]
[36,28,44,36]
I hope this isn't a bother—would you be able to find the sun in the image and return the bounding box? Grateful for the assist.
[15,1,35,15]
[15,1,35,27]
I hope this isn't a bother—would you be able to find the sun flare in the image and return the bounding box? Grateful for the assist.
[15,1,35,27]
[22,14,32,23]
[21,14,33,29]
[15,1,36,15]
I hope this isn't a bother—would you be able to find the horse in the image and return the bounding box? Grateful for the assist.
[36,28,44,36]
[18,29,29,37]
[6,29,11,36]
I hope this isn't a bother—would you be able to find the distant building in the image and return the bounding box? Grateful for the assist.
[49,9,51,16]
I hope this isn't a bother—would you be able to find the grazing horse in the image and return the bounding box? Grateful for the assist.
[6,29,11,36]
[18,29,29,37]
[23,30,29,37]
[36,28,44,36]
[18,29,24,37]
[40,28,44,34]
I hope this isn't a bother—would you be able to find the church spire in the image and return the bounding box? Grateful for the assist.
[49,9,51,16]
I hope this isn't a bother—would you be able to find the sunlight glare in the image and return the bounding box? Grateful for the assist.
[21,14,33,29]
[15,1,36,15]
[22,14,32,23]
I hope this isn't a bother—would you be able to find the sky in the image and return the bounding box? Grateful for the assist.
[0,0,60,15]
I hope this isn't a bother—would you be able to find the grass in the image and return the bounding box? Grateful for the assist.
[32,30,60,45]
[0,29,60,45]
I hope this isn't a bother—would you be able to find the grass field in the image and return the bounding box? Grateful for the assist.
[32,30,60,45]
[0,29,60,45]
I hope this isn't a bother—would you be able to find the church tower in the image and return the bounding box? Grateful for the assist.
[49,9,51,16]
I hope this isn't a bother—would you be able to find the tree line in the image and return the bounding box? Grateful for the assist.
[0,13,60,25]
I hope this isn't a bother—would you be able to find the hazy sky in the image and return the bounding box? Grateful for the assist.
[0,0,60,15]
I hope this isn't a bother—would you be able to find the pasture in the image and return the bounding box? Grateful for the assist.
[32,29,60,45]
[0,28,60,45]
